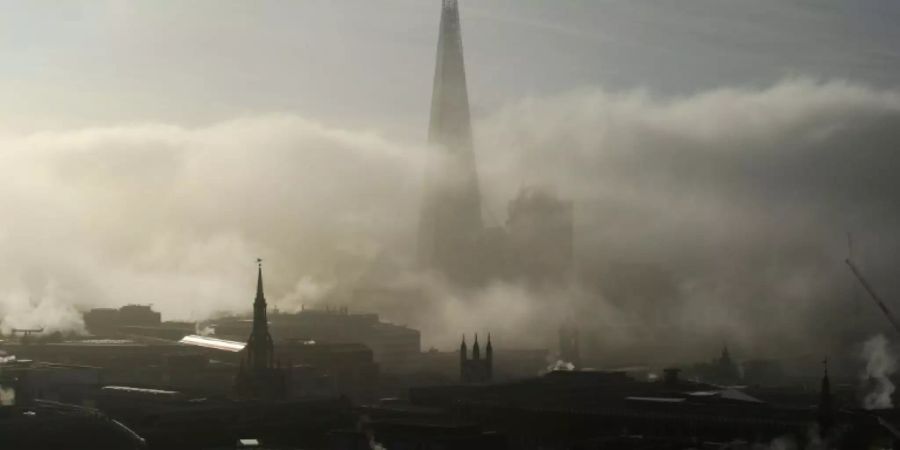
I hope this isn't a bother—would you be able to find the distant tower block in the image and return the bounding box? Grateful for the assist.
[418,0,485,285]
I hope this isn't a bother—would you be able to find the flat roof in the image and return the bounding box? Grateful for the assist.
[102,385,180,396]
[179,335,245,352]
[625,396,687,403]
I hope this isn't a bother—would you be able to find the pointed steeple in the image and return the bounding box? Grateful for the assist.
[417,0,484,285]
[486,332,493,360]
[255,258,265,305]
[235,259,289,399]
[247,258,274,371]
[460,334,468,360]
[472,333,481,360]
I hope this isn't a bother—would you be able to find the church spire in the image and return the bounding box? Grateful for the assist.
[247,258,274,371]
[256,258,265,304]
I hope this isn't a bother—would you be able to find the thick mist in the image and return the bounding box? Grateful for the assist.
[2,79,900,365]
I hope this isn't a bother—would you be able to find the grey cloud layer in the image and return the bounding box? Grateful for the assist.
[2,80,899,363]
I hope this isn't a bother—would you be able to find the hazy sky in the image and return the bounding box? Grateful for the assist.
[3,0,899,135]
[3,1,900,359]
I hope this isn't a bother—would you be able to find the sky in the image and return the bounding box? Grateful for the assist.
[2,0,899,135]
[2,0,900,363]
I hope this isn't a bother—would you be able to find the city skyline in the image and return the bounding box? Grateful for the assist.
[1,1,900,358]
[2,1,899,135]
[2,4,900,447]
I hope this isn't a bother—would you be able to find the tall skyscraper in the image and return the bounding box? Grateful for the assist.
[418,0,485,285]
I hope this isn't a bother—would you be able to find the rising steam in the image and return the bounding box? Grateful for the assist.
[861,334,896,410]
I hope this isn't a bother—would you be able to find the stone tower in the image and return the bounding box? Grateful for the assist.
[460,333,493,383]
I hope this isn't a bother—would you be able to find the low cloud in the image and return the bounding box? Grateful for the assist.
[2,79,899,366]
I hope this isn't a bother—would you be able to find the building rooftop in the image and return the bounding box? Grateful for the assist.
[179,335,246,353]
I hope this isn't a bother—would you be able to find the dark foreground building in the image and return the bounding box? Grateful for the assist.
[0,399,146,450]
[95,386,352,450]
[403,369,899,449]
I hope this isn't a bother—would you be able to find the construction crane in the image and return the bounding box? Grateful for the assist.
[845,258,900,335]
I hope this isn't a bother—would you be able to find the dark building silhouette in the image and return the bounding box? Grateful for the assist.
[330,405,506,450]
[213,305,419,374]
[417,0,484,286]
[94,387,353,449]
[715,345,741,384]
[0,399,147,449]
[83,304,161,335]
[234,260,289,399]
[408,369,900,449]
[506,186,574,284]
[687,345,743,386]
[459,334,492,383]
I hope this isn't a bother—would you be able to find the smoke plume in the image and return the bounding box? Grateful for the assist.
[861,334,896,410]
[545,360,575,373]
[0,386,14,406]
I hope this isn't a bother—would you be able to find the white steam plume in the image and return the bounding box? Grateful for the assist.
[0,282,85,335]
[545,360,575,373]
[861,334,896,410]
[0,386,15,406]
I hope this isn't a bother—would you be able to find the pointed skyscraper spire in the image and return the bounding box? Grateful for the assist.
[418,0,484,285]
[429,0,475,153]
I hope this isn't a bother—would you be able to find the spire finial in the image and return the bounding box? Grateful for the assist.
[255,258,265,302]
